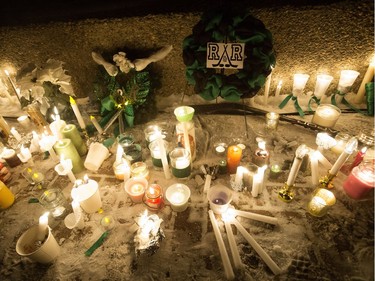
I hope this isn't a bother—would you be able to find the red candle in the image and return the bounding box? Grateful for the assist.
[227,145,243,174]
[343,162,375,200]
[144,184,164,211]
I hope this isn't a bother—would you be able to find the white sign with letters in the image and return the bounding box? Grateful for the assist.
[206,42,245,69]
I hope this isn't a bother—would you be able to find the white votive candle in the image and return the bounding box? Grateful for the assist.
[311,104,341,128]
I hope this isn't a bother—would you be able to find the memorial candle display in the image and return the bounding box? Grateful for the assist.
[61,124,87,156]
[69,96,86,129]
[343,161,375,200]
[71,176,102,213]
[226,145,242,174]
[124,177,147,203]
[143,184,164,211]
[53,139,84,173]
[165,183,191,212]
[311,104,341,128]
[169,147,191,179]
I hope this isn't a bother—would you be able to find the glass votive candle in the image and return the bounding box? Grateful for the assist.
[148,139,171,168]
[169,147,191,179]
[331,132,351,155]
[100,215,116,230]
[39,188,68,218]
[207,185,233,214]
[113,160,130,181]
[266,112,280,130]
[213,141,228,156]
[117,133,135,151]
[165,183,191,212]
[130,161,150,180]
[343,161,375,200]
[269,163,282,180]
[124,177,147,203]
[22,167,45,188]
[144,124,168,147]
[311,104,341,128]
[143,183,164,211]
[307,188,336,217]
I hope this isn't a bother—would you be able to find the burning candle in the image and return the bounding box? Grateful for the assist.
[266,112,280,130]
[1,148,22,167]
[124,177,147,203]
[69,96,86,129]
[54,139,84,173]
[113,160,130,181]
[313,74,333,99]
[208,210,235,281]
[17,115,32,130]
[130,161,150,180]
[165,183,191,212]
[208,185,233,214]
[90,115,103,134]
[144,184,164,211]
[343,161,375,200]
[214,142,227,156]
[251,165,267,197]
[286,144,309,186]
[227,145,242,174]
[17,145,33,165]
[311,104,341,128]
[37,212,49,241]
[49,116,66,140]
[275,80,282,97]
[232,217,281,275]
[292,73,310,96]
[10,127,22,141]
[0,180,15,209]
[263,68,272,105]
[71,176,102,213]
[253,141,270,167]
[54,154,76,183]
[355,56,375,103]
[61,124,87,156]
[330,137,358,176]
[170,147,191,179]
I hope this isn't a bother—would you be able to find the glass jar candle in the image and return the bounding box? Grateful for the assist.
[331,132,351,155]
[117,133,135,151]
[143,124,168,147]
[124,177,147,203]
[169,148,191,179]
[143,183,164,211]
[165,183,191,212]
[311,104,341,128]
[149,139,171,168]
[343,161,375,200]
[130,161,150,180]
[39,188,68,218]
[265,112,280,130]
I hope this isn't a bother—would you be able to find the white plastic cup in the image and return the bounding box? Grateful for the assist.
[64,213,84,229]
[207,185,233,214]
[84,142,109,171]
[16,225,60,264]
[166,183,191,212]
[71,180,102,213]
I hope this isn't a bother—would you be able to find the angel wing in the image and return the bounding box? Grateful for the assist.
[91,52,119,76]
[133,45,173,71]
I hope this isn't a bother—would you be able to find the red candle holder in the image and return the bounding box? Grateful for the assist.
[143,184,164,211]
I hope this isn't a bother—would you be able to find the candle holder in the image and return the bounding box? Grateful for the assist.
[307,188,336,217]
[165,183,190,212]
[265,112,280,130]
[149,139,171,168]
[311,104,341,129]
[39,188,68,218]
[318,172,336,189]
[143,184,164,212]
[21,167,45,189]
[207,184,233,214]
[130,161,150,180]
[143,123,169,147]
[169,147,191,179]
[278,182,295,202]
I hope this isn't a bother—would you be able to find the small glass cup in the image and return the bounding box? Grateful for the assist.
[130,161,150,180]
[169,147,191,179]
[207,185,233,214]
[39,188,68,218]
[149,139,171,168]
[265,112,280,130]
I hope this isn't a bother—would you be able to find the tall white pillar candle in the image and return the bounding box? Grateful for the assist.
[355,57,375,103]
[275,80,282,97]
[286,145,309,186]
[233,218,281,275]
[208,210,235,280]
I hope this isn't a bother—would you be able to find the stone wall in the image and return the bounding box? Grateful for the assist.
[0,0,373,108]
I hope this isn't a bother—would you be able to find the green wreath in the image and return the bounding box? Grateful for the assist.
[182,10,276,101]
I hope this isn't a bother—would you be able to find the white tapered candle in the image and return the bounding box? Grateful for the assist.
[224,220,243,270]
[310,150,319,187]
[233,218,281,275]
[37,212,49,241]
[90,115,103,134]
[156,131,171,179]
[330,137,358,175]
[231,209,278,225]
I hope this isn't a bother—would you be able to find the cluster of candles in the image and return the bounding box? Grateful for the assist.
[262,56,374,105]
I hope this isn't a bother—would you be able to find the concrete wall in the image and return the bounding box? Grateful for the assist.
[0,0,373,108]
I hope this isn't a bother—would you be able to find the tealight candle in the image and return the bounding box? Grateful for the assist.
[313,74,333,99]
[54,139,84,174]
[144,184,164,211]
[269,164,282,180]
[213,142,228,156]
[265,112,280,130]
[311,104,341,128]
[100,215,115,230]
[124,177,147,203]
[166,183,191,212]
[169,147,191,178]
[0,180,15,209]
[130,161,150,180]
[71,177,102,213]
[226,145,242,174]
[61,124,87,156]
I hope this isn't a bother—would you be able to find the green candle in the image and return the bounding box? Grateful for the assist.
[61,124,87,156]
[53,138,84,173]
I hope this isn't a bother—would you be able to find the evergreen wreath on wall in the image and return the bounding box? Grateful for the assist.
[182,8,276,101]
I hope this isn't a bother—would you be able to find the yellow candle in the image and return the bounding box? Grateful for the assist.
[0,181,15,209]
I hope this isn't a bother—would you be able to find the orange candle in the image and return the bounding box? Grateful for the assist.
[0,180,15,209]
[227,145,243,174]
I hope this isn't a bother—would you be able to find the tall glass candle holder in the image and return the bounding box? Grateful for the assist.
[169,147,191,179]
[149,139,171,168]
